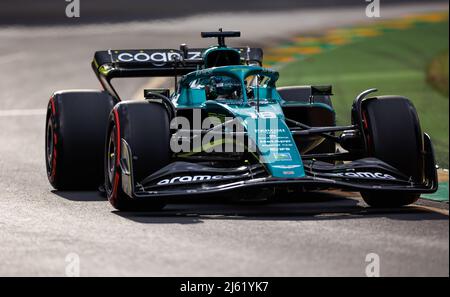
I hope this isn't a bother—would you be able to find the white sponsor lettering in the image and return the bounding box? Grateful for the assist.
[258,111,276,119]
[273,164,301,169]
[134,52,151,62]
[336,172,395,180]
[188,51,202,60]
[193,175,212,181]
[117,53,133,62]
[116,51,201,65]
[157,174,237,185]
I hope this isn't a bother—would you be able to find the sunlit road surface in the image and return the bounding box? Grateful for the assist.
[0,2,448,276]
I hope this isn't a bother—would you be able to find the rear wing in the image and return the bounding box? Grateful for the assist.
[92,47,263,78]
[92,47,263,100]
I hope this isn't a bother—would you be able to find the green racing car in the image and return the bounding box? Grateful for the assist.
[45,30,438,210]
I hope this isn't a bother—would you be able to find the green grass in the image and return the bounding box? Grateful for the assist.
[278,21,449,168]
[427,50,449,96]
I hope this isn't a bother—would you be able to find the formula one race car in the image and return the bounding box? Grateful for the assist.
[45,30,438,210]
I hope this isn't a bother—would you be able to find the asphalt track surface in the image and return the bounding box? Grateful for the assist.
[0,2,448,276]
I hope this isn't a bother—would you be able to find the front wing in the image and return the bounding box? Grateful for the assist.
[121,135,438,200]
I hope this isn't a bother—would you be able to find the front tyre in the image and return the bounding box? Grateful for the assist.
[359,96,424,207]
[105,101,171,211]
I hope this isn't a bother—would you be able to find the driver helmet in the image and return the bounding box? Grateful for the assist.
[207,76,241,99]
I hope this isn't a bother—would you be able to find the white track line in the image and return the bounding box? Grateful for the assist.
[0,109,46,117]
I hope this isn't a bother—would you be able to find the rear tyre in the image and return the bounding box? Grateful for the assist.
[46,90,115,190]
[105,101,171,211]
[359,96,424,207]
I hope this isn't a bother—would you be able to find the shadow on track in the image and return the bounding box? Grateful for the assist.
[112,192,448,224]
[49,190,448,223]
[51,190,104,201]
